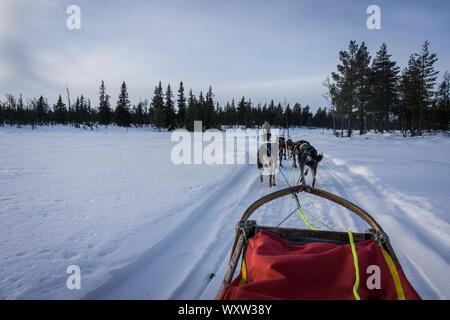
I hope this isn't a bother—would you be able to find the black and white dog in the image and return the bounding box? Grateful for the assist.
[257,134,278,188]
[278,137,287,167]
[297,141,323,188]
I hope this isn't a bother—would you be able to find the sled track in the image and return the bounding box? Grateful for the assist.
[83,166,261,299]
[84,154,448,299]
[321,155,449,299]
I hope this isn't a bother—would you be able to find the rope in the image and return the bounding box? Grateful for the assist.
[275,207,298,228]
[294,194,318,230]
[278,165,291,186]
[348,230,361,300]
[278,166,325,230]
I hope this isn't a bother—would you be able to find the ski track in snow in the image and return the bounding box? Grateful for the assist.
[1,127,449,299]
[83,166,255,299]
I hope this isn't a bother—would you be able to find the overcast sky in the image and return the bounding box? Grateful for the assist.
[1,0,449,111]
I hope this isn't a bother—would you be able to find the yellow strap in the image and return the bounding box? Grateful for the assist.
[377,242,406,300]
[348,230,361,300]
[292,169,317,231]
[293,195,317,230]
[298,206,317,230]
[239,254,247,286]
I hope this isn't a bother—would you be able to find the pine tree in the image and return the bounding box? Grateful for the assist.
[417,41,439,135]
[35,95,48,125]
[400,55,420,135]
[230,99,237,126]
[237,96,246,127]
[74,97,82,126]
[275,103,283,127]
[16,94,25,127]
[435,71,449,130]
[54,94,67,124]
[292,103,302,127]
[267,100,276,125]
[302,105,313,128]
[332,40,360,137]
[245,98,253,128]
[115,81,132,127]
[151,81,165,129]
[400,42,439,135]
[370,43,400,132]
[205,86,216,129]
[79,95,89,125]
[197,91,206,130]
[185,89,197,131]
[98,80,112,126]
[177,81,187,128]
[355,41,371,135]
[285,104,292,128]
[135,101,145,127]
[164,84,176,129]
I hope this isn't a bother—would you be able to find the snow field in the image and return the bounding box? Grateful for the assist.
[0,126,449,299]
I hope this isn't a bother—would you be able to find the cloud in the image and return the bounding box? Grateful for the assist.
[216,76,327,106]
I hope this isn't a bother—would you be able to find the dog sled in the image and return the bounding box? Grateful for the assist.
[216,185,421,300]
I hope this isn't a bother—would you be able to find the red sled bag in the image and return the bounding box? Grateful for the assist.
[216,186,421,300]
[220,231,420,300]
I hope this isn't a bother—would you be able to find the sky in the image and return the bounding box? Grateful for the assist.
[0,0,449,111]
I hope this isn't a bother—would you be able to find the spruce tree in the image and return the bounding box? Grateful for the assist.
[185,89,197,131]
[292,103,302,127]
[332,40,360,137]
[275,103,283,127]
[16,94,25,127]
[135,101,145,127]
[74,97,82,126]
[370,43,400,132]
[54,94,67,124]
[230,99,237,126]
[205,86,216,129]
[435,72,449,130]
[98,80,112,126]
[177,81,187,128]
[417,41,439,135]
[285,104,292,128]
[164,84,176,129]
[355,41,371,135]
[237,96,246,127]
[400,42,439,135]
[302,105,313,128]
[115,81,132,127]
[151,81,165,129]
[197,91,206,130]
[35,95,48,125]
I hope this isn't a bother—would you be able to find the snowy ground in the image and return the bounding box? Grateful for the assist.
[0,126,449,300]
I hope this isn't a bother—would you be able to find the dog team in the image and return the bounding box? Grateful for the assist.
[258,122,323,188]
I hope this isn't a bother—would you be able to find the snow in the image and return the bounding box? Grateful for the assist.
[0,126,449,300]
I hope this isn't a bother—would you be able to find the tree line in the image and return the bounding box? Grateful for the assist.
[1,40,448,135]
[0,80,331,130]
[324,40,449,137]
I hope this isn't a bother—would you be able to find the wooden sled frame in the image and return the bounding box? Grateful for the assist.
[215,185,400,299]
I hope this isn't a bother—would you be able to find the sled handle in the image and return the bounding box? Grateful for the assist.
[240,185,384,232]
[218,186,403,299]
